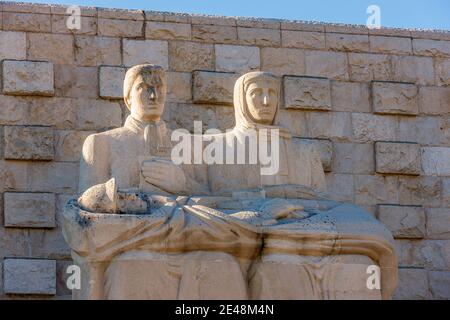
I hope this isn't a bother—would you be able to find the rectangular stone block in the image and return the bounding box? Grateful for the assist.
[306,112,352,142]
[4,192,56,228]
[3,258,56,295]
[413,39,450,57]
[55,130,94,162]
[51,15,97,35]
[75,99,122,131]
[28,162,78,194]
[281,30,325,49]
[2,12,51,32]
[305,50,348,80]
[236,18,280,29]
[444,179,450,208]
[377,205,425,239]
[98,8,143,20]
[393,268,431,300]
[398,176,442,207]
[429,271,450,300]
[2,60,54,96]
[421,147,450,176]
[99,66,127,99]
[372,81,418,115]
[54,65,98,98]
[4,126,54,160]
[98,18,143,37]
[413,240,450,270]
[370,36,412,54]
[192,71,238,105]
[190,16,236,26]
[426,208,450,240]
[351,113,397,143]
[331,81,370,112]
[215,44,260,73]
[192,24,237,44]
[324,173,354,202]
[375,142,421,175]
[261,47,305,76]
[295,138,332,172]
[326,33,369,52]
[332,143,374,174]
[145,21,191,40]
[27,33,74,65]
[354,175,399,206]
[418,86,450,115]
[283,76,331,110]
[0,31,26,60]
[435,58,450,86]
[169,41,214,72]
[75,36,121,67]
[237,27,281,46]
[123,39,169,68]
[348,53,392,82]
[167,72,191,103]
[391,55,435,85]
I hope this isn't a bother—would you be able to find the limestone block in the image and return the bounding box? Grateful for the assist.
[375,142,421,175]
[3,258,56,295]
[75,99,122,131]
[2,2,51,13]
[332,143,374,174]
[237,27,281,46]
[429,271,450,300]
[398,176,442,207]
[305,50,348,80]
[51,15,97,35]
[2,12,51,32]
[261,47,305,76]
[54,65,98,98]
[28,162,79,194]
[393,268,431,300]
[435,58,450,86]
[418,86,450,115]
[4,192,56,228]
[169,41,214,72]
[0,161,29,192]
[426,208,450,240]
[2,60,54,96]
[98,8,144,20]
[324,173,354,202]
[192,71,238,105]
[55,130,94,162]
[281,30,325,49]
[421,147,450,176]
[295,138,332,172]
[326,33,369,52]
[123,39,168,68]
[354,175,399,206]
[236,18,280,29]
[352,113,397,143]
[377,205,425,239]
[4,126,54,160]
[413,240,450,270]
[444,179,450,208]
[331,81,370,112]
[276,110,308,137]
[0,31,26,60]
[215,44,260,73]
[192,24,237,44]
[306,112,352,142]
[145,21,191,40]
[370,36,412,54]
[190,16,236,26]
[348,53,392,82]
[29,97,77,130]
[283,76,331,110]
[280,21,325,32]
[415,116,450,147]
[75,36,121,67]
[27,33,74,65]
[99,66,127,99]
[98,18,143,37]
[391,55,435,85]
[167,72,191,103]
[413,39,450,57]
[372,82,419,115]
[0,95,29,126]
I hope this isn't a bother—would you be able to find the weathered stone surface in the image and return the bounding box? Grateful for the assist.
[75,36,121,66]
[413,240,450,270]
[192,24,237,44]
[426,208,450,240]
[305,50,348,80]
[261,47,305,76]
[169,41,214,72]
[281,30,325,49]
[375,142,421,175]
[98,8,144,20]
[331,81,370,112]
[295,138,332,172]
[28,162,78,194]
[4,126,54,160]
[51,15,97,35]
[237,27,281,46]
[444,179,450,208]
[167,72,191,103]
[215,44,260,73]
[55,130,94,162]
[332,143,374,174]
[393,268,431,300]
[306,112,352,142]
[236,18,280,29]
[192,71,238,105]
[326,33,369,52]
[413,39,450,57]
[283,76,331,110]
[0,31,26,60]
[415,116,450,147]
[280,21,325,32]
[27,33,74,64]
[145,21,191,40]
[372,82,419,115]
[377,205,425,239]
[419,86,450,115]
[276,110,308,137]
[421,147,450,176]
[398,176,442,207]
[429,271,450,299]
[435,58,450,86]
[370,36,412,54]
[354,175,399,206]
[391,55,435,85]
[352,113,397,142]
[324,173,354,202]
[99,66,127,99]
[2,60,54,96]
[348,53,392,82]
[54,65,98,98]
[2,2,51,13]
[98,18,143,37]
[3,258,56,295]
[123,39,169,68]
[75,99,122,131]
[2,12,51,32]
[4,192,56,228]
[28,97,77,130]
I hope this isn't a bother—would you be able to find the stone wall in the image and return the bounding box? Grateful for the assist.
[0,1,449,299]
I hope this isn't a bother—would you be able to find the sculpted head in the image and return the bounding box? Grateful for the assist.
[123,64,167,122]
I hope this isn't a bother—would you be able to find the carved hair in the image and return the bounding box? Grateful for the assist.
[123,64,166,110]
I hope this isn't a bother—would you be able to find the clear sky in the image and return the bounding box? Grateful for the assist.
[26,0,450,30]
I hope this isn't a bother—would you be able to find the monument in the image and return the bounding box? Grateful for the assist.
[62,64,397,299]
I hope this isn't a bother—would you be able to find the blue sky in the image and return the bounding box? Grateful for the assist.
[28,0,450,30]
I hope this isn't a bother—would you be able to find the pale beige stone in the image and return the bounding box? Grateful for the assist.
[413,39,450,57]
[98,8,143,20]
[370,36,412,54]
[281,21,325,32]
[419,86,450,115]
[145,21,191,40]
[29,97,77,130]
[190,15,236,26]
[50,4,97,16]
[76,99,122,131]
[275,110,308,137]
[332,143,374,174]
[237,27,281,46]
[306,112,352,142]
[415,116,450,147]
[51,15,97,35]
[4,126,54,160]
[413,240,450,270]
[324,173,354,202]
[261,47,305,76]
[0,160,28,192]
[4,192,56,228]
[99,66,127,99]
[98,18,143,37]
[435,58,450,86]
[55,130,94,162]
[354,175,399,206]
[123,39,169,68]
[429,271,450,299]
[348,53,392,82]
[54,65,98,98]
[444,179,450,208]
[398,176,442,207]
[324,24,369,35]
[215,44,260,73]
[283,76,331,110]
[372,82,419,115]
[192,24,237,44]
[192,71,238,105]
[3,259,56,295]
[377,205,425,239]
[2,60,54,96]
[281,30,325,49]
[421,147,450,176]
[326,33,369,52]
[167,72,191,103]
[375,142,421,175]
[295,138,332,172]
[0,31,26,60]
[305,50,348,80]
[352,113,397,143]
[391,55,435,85]
[169,41,214,72]
[75,36,121,66]
[236,18,280,29]
[2,12,51,32]
[331,81,370,112]
[27,33,74,64]
[393,268,431,300]
[426,208,450,240]
[28,162,79,194]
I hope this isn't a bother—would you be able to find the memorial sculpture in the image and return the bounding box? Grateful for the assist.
[62,64,397,300]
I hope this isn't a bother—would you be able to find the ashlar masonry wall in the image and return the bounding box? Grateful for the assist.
[0,1,449,299]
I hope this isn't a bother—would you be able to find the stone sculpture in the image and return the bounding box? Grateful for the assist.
[62,65,397,300]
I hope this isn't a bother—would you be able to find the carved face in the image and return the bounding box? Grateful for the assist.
[129,73,166,122]
[245,80,278,125]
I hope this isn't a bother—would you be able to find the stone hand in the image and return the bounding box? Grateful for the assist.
[259,198,307,220]
[141,160,186,194]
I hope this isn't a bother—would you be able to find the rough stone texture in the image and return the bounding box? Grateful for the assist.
[3,259,56,295]
[305,50,348,80]
[435,58,450,86]
[192,71,238,105]
[352,113,397,142]
[394,268,432,300]
[295,138,332,172]
[348,53,392,82]
[377,205,425,239]
[192,24,237,44]
[167,72,192,103]
[0,31,26,60]
[4,126,54,160]
[306,112,352,142]
[54,130,93,162]
[145,21,191,40]
[169,41,214,72]
[283,76,331,111]
[74,36,121,67]
[51,15,97,35]
[421,147,450,177]
[4,192,56,228]
[326,33,369,52]
[413,39,450,57]
[27,33,74,64]
[123,39,169,68]
[354,175,399,206]
[426,208,450,240]
[2,60,54,96]
[2,12,51,32]
[237,27,281,46]
[429,271,450,299]
[261,47,305,76]
[54,65,98,98]
[98,18,143,37]
[332,143,374,174]
[215,44,260,73]
[391,55,435,85]
[372,82,419,115]
[99,66,127,99]
[419,87,450,115]
[375,142,421,175]
[370,36,412,54]
[331,81,370,113]
[281,30,325,49]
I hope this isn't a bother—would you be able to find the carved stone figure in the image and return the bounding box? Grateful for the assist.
[62,66,397,300]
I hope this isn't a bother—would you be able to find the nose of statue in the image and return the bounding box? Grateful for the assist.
[262,95,269,106]
[149,87,157,100]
